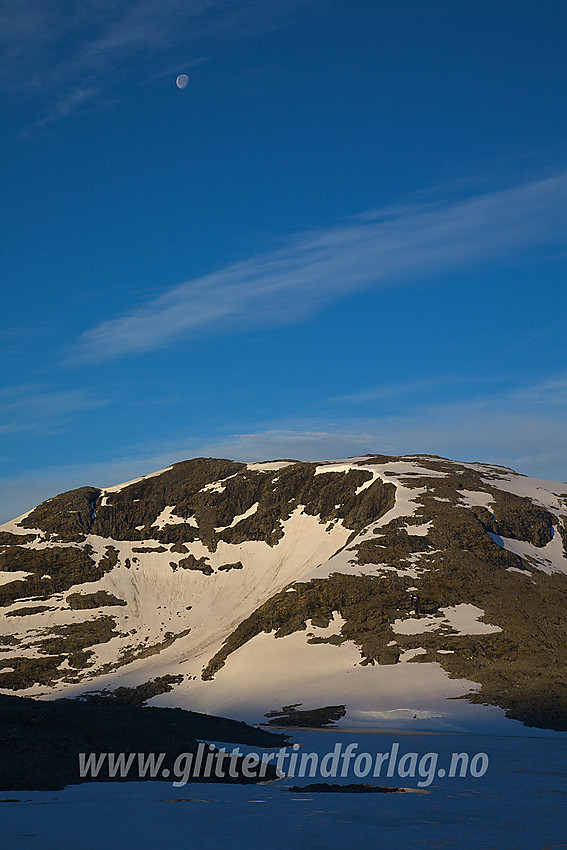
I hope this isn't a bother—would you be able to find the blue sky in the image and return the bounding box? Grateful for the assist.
[1,0,566,521]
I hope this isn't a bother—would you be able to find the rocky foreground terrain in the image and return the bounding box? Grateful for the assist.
[1,454,566,731]
[0,685,286,790]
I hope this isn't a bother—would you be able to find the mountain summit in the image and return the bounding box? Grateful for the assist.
[1,454,566,733]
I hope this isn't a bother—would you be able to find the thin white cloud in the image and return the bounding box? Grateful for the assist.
[329,375,488,404]
[70,172,567,362]
[52,86,101,117]
[331,374,567,408]
[3,0,315,124]
[197,375,567,480]
[23,86,103,133]
[3,373,566,523]
[0,385,108,435]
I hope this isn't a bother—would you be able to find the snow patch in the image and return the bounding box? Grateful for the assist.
[489,528,567,575]
[41,508,352,694]
[201,473,241,495]
[0,570,32,585]
[405,521,432,536]
[392,604,501,636]
[0,509,45,537]
[102,466,174,494]
[147,619,493,732]
[215,503,260,532]
[246,461,293,472]
[151,506,196,530]
[399,647,427,662]
[483,472,567,516]
[458,490,495,511]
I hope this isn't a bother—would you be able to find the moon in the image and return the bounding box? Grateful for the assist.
[176,74,189,89]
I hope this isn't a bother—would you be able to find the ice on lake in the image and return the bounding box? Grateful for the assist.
[2,727,567,849]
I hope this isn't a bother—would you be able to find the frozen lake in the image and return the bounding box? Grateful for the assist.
[2,727,567,849]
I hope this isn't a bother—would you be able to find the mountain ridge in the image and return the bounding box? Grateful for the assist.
[1,453,567,733]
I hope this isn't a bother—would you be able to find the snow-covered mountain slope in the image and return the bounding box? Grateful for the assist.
[1,454,567,733]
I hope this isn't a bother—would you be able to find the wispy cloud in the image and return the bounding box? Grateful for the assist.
[3,373,566,523]
[25,85,103,132]
[329,375,492,405]
[70,172,567,363]
[196,374,567,481]
[0,385,108,435]
[3,0,313,125]
[328,373,567,407]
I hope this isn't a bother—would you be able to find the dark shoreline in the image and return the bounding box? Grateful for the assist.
[0,693,288,791]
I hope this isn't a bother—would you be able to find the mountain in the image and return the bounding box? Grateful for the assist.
[1,454,567,733]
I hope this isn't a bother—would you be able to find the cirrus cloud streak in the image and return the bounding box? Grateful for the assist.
[72,172,567,362]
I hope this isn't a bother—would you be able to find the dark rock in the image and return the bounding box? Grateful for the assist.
[265,704,346,727]
[66,591,127,609]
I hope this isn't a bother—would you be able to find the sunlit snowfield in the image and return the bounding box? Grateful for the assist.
[2,728,567,849]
